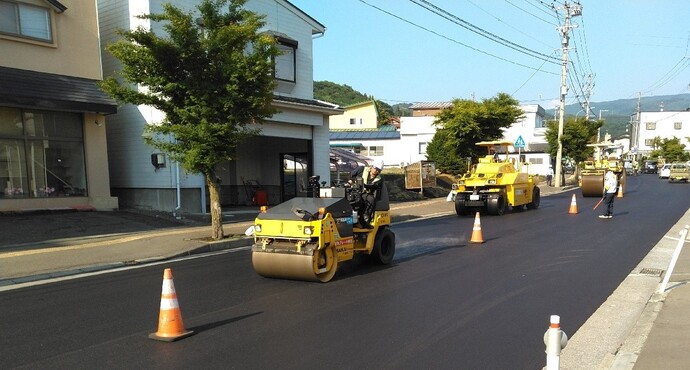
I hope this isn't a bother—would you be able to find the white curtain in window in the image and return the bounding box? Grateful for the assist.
[19,5,50,40]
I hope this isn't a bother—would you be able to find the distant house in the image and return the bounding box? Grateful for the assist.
[329,99,400,171]
[329,100,378,129]
[634,111,690,157]
[98,0,342,213]
[0,0,119,212]
[409,101,453,117]
[398,116,436,167]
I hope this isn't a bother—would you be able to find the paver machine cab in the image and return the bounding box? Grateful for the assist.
[450,141,540,216]
[579,143,627,197]
[251,177,395,282]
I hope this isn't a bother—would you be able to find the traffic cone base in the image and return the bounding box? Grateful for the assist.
[568,194,578,214]
[470,212,484,244]
[617,186,623,198]
[149,268,194,342]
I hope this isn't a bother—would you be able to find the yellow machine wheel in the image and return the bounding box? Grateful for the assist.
[526,187,540,209]
[581,174,604,197]
[251,244,338,283]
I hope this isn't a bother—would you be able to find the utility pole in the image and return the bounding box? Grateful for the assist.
[554,1,581,187]
[597,109,608,142]
[633,92,641,158]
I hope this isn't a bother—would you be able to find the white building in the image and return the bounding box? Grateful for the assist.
[98,0,341,212]
[634,110,690,157]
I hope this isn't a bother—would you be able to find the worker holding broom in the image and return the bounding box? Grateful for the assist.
[598,169,618,219]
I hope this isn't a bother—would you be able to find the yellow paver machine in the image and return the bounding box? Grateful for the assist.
[450,141,540,216]
[251,181,395,282]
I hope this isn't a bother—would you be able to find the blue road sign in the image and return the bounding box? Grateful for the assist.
[514,135,525,148]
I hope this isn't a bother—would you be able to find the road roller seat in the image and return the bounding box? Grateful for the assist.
[374,182,390,211]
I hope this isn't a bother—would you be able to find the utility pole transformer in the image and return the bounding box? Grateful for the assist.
[554,1,581,187]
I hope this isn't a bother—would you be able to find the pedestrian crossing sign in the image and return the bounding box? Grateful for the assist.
[514,135,525,148]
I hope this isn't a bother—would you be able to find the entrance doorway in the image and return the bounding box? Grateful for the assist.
[281,152,309,201]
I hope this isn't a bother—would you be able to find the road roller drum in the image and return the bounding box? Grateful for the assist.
[250,184,395,282]
[580,173,604,197]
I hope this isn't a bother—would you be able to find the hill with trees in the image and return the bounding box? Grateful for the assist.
[313,81,410,117]
[313,80,690,140]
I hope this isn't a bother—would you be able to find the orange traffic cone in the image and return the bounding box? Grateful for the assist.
[617,185,624,198]
[470,212,484,244]
[149,268,194,342]
[568,194,578,214]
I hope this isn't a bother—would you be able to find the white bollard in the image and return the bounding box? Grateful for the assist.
[659,225,690,293]
[544,315,568,370]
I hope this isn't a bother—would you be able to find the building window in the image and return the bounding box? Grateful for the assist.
[529,158,544,165]
[674,121,682,130]
[349,118,362,125]
[0,1,52,42]
[274,36,297,82]
[419,142,427,154]
[644,139,654,146]
[645,122,656,130]
[364,146,384,156]
[534,117,545,128]
[0,107,87,199]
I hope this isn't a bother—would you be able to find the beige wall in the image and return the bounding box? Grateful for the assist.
[330,101,378,130]
[0,0,103,79]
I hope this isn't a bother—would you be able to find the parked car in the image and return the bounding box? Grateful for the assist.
[643,160,658,174]
[658,164,672,179]
[668,163,689,183]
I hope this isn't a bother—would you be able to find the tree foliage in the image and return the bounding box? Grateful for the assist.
[314,81,370,106]
[544,118,602,164]
[426,93,523,174]
[648,136,690,162]
[99,0,280,240]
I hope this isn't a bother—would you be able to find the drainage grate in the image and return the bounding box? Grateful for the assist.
[639,268,664,277]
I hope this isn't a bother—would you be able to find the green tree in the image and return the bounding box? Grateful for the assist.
[649,137,690,162]
[426,93,523,173]
[544,117,602,165]
[425,126,468,174]
[100,0,280,240]
[375,99,392,125]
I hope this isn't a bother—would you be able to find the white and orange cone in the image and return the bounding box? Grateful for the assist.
[470,212,484,244]
[149,268,194,342]
[617,185,624,198]
[568,194,578,214]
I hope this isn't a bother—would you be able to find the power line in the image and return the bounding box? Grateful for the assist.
[504,0,557,26]
[409,0,560,64]
[521,0,559,19]
[356,0,560,74]
[466,0,555,47]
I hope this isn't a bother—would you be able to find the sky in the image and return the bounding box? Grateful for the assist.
[288,0,690,109]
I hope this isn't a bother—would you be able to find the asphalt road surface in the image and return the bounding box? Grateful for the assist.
[1,174,688,369]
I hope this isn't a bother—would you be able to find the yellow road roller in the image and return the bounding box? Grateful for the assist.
[450,140,540,216]
[579,143,627,197]
[251,184,395,282]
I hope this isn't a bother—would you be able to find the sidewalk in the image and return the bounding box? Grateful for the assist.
[1,185,688,369]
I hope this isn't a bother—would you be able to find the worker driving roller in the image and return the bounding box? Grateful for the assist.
[348,159,384,228]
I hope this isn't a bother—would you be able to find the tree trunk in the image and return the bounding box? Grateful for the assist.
[206,174,225,240]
